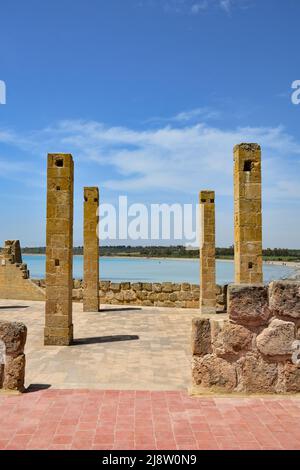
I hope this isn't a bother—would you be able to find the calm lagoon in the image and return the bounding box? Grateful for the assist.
[23,255,294,285]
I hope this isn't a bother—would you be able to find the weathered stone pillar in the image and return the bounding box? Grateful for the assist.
[44,154,74,346]
[234,144,263,284]
[199,190,216,314]
[83,187,100,312]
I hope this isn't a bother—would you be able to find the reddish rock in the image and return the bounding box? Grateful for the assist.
[237,353,278,393]
[282,363,300,392]
[191,318,212,356]
[269,281,300,319]
[256,319,295,357]
[192,354,237,391]
[212,319,253,358]
[228,284,271,327]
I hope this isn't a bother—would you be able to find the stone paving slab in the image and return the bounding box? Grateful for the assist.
[1,389,300,450]
[0,299,203,391]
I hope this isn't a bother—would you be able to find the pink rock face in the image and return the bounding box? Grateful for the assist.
[228,284,271,327]
[191,318,212,356]
[237,353,278,393]
[256,319,295,357]
[212,320,253,358]
[269,281,300,319]
[192,354,237,391]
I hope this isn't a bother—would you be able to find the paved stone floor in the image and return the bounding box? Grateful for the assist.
[1,389,300,450]
[0,299,200,390]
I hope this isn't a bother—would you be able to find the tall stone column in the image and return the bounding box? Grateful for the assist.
[234,143,263,284]
[83,187,100,312]
[44,154,74,346]
[200,190,216,314]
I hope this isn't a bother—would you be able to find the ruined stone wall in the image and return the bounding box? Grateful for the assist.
[0,321,27,392]
[0,241,45,301]
[32,279,227,310]
[192,281,300,394]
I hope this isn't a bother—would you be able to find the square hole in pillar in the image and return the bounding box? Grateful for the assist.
[248,262,253,269]
[56,186,61,191]
[94,198,98,203]
[243,160,253,172]
[55,159,64,167]
[201,199,206,203]
[55,259,60,267]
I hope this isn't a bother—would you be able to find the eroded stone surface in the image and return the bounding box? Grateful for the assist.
[237,353,278,393]
[0,321,27,357]
[211,319,253,358]
[191,318,212,356]
[256,319,295,357]
[269,281,300,320]
[228,284,271,326]
[192,354,237,391]
[3,353,25,391]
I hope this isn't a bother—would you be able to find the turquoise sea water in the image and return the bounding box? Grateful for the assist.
[22,255,294,284]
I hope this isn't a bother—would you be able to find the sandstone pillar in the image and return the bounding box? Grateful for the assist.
[234,144,263,284]
[44,154,74,346]
[200,190,216,314]
[83,187,100,312]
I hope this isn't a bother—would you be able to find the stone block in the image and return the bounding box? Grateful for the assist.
[282,363,300,392]
[228,284,271,326]
[191,318,212,356]
[162,282,173,293]
[237,353,278,393]
[211,319,253,358]
[0,321,27,357]
[192,355,237,391]
[181,283,191,291]
[152,283,162,293]
[3,353,25,392]
[142,283,152,292]
[269,281,300,319]
[256,319,295,357]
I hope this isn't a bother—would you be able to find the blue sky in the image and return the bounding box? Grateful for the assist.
[0,0,300,247]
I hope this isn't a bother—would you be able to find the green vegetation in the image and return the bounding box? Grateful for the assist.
[20,245,300,262]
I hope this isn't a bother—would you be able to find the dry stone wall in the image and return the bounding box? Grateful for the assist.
[32,279,227,311]
[192,281,300,394]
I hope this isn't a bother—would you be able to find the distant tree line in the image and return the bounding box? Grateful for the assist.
[20,245,300,261]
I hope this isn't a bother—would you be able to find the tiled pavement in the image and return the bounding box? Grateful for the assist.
[1,389,300,450]
[0,299,208,390]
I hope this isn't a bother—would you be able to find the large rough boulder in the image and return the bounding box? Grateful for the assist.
[191,318,212,356]
[282,363,300,393]
[237,353,278,393]
[256,319,295,357]
[269,281,300,319]
[192,354,237,391]
[211,319,253,358]
[228,284,271,327]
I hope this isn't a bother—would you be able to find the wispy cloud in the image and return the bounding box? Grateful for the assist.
[1,118,300,202]
[140,0,252,15]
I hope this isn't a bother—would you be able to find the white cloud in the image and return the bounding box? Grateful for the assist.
[141,0,252,15]
[2,118,300,203]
